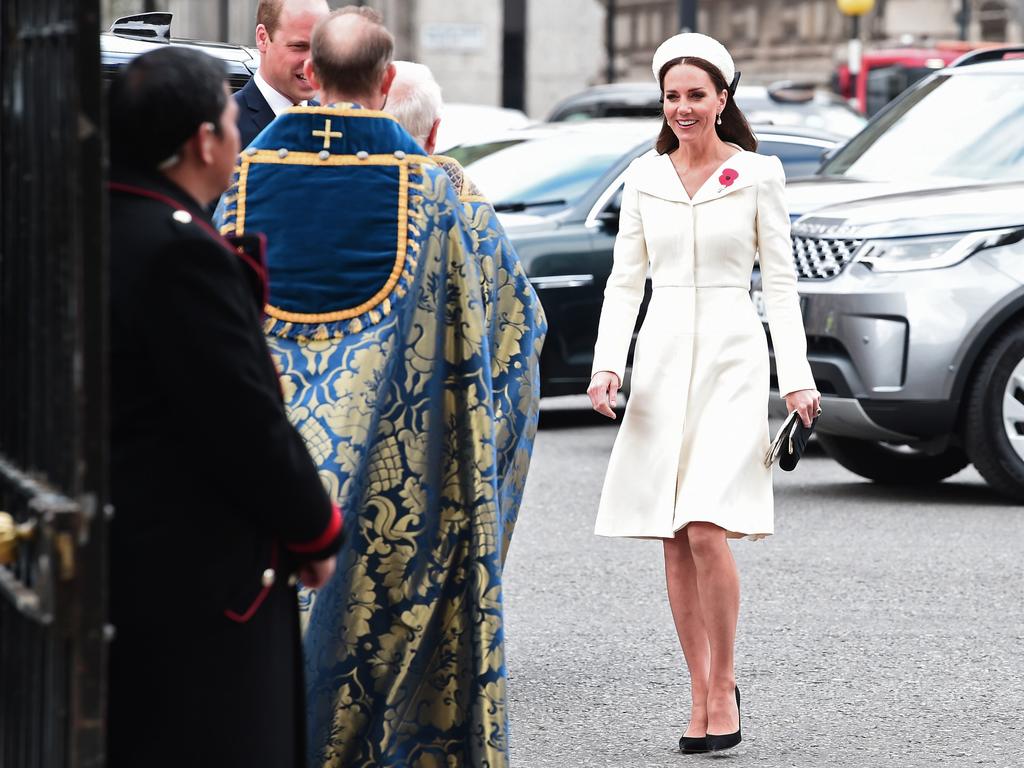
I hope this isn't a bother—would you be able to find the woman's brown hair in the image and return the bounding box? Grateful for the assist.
[655,56,757,155]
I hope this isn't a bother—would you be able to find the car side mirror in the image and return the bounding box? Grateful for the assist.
[596,207,620,234]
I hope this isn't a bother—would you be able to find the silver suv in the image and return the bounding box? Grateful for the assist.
[756,47,1024,499]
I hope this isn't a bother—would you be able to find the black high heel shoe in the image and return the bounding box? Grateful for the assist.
[678,734,708,754]
[705,686,741,752]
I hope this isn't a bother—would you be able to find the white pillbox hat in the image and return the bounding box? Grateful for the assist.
[651,32,736,86]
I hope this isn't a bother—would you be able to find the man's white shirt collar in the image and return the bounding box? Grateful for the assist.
[253,70,302,115]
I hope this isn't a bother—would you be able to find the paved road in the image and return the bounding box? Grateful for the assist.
[503,398,1024,768]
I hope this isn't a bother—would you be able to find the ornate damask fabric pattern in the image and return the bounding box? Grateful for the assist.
[222,111,544,767]
[432,154,545,561]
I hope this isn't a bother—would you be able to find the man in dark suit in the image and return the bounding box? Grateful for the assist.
[235,0,329,146]
[107,46,343,767]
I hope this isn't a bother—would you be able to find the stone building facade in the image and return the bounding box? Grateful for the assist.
[609,0,1024,84]
[99,0,1024,112]
[101,0,604,118]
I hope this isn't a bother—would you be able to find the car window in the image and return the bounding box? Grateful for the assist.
[865,65,935,117]
[446,140,526,167]
[557,107,598,121]
[603,105,661,119]
[758,140,826,179]
[450,133,632,208]
[822,72,1024,182]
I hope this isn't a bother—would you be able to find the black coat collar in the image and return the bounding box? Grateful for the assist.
[109,164,208,219]
[109,164,269,308]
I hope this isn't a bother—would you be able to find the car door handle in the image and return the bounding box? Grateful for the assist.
[529,274,595,289]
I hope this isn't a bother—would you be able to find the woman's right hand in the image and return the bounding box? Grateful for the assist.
[587,371,621,420]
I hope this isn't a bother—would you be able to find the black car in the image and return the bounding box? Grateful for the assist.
[101,13,257,90]
[446,120,840,397]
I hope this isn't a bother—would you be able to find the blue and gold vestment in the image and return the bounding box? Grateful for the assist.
[217,105,545,768]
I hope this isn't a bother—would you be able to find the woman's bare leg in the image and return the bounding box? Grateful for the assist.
[685,522,740,735]
[663,530,711,737]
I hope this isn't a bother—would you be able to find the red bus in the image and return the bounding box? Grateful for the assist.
[834,42,985,116]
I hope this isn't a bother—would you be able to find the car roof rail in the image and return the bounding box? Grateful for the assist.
[950,45,1024,68]
[109,12,172,42]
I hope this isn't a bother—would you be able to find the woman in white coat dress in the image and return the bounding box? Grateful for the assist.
[587,33,821,754]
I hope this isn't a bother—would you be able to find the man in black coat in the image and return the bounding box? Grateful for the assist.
[235,0,329,146]
[107,47,343,767]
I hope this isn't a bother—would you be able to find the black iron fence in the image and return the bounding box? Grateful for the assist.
[0,0,107,766]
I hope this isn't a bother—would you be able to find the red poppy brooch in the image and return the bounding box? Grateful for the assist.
[717,168,738,193]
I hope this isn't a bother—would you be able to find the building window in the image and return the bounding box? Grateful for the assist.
[773,4,801,43]
[730,14,751,43]
[977,0,1009,41]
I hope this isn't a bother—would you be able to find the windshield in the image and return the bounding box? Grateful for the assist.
[743,103,866,137]
[447,133,636,208]
[821,72,1024,182]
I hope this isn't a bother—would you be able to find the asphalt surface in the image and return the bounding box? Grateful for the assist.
[503,398,1024,768]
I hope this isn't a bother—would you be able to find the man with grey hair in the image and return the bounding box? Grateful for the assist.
[217,7,545,768]
[385,60,443,153]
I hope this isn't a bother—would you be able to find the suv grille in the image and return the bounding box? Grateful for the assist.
[791,235,864,280]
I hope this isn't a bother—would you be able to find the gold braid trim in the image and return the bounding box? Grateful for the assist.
[281,105,402,122]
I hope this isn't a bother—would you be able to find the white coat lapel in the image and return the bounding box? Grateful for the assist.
[631,153,691,204]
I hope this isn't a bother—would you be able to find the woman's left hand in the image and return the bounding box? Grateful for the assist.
[785,388,821,427]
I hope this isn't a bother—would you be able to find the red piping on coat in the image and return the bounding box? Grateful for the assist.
[224,541,279,624]
[287,503,343,554]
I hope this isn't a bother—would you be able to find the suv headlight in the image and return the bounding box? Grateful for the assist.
[857,228,1024,273]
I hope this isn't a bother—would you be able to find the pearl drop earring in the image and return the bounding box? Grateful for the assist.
[716,112,723,125]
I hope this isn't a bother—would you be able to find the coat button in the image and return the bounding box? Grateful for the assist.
[171,210,192,224]
[261,568,275,587]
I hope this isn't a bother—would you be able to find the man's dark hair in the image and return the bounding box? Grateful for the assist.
[311,6,394,97]
[108,47,228,170]
[256,0,284,38]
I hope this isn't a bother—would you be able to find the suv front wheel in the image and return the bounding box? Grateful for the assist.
[817,435,969,484]
[964,321,1024,502]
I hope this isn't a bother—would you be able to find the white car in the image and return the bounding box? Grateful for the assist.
[433,103,533,154]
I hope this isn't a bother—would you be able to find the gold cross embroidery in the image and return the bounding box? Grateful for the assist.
[312,118,343,150]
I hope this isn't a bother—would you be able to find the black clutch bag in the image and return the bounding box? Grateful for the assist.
[764,409,820,471]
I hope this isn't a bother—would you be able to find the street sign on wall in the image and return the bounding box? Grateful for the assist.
[420,22,486,51]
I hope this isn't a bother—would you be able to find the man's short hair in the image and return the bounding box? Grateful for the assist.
[311,6,395,98]
[386,61,443,145]
[108,47,227,170]
[256,0,284,38]
[258,0,325,39]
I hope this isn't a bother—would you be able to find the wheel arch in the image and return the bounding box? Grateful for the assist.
[950,285,1024,406]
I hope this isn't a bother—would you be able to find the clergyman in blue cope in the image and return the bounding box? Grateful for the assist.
[216,8,545,768]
